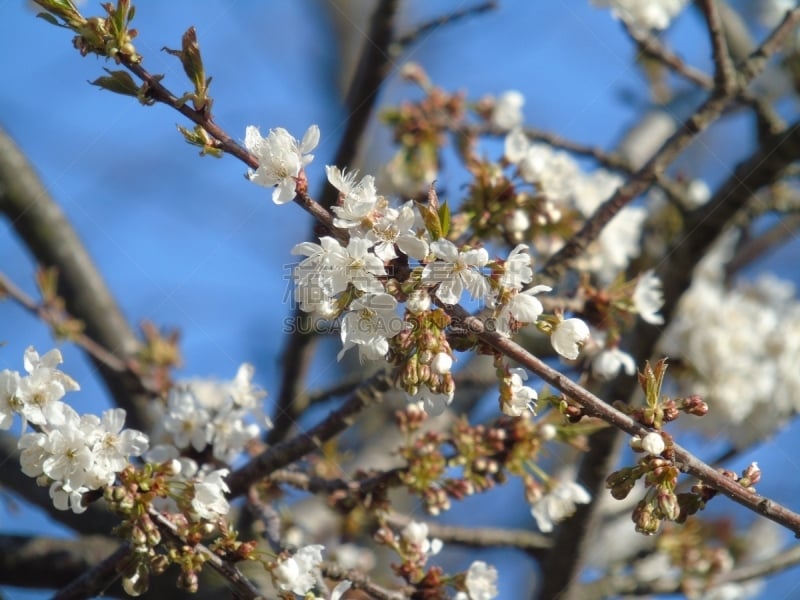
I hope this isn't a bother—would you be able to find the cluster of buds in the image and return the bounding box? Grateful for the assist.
[35,0,141,63]
[656,519,743,597]
[381,64,466,195]
[390,306,455,401]
[397,430,450,514]
[376,520,444,592]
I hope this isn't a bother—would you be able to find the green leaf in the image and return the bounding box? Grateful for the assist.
[438,201,451,238]
[90,69,139,98]
[35,12,61,26]
[415,201,442,240]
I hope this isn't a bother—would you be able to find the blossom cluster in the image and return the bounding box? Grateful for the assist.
[244,125,649,418]
[147,363,269,464]
[661,233,800,447]
[1,347,148,512]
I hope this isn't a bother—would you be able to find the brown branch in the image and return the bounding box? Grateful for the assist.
[267,0,400,445]
[394,1,498,51]
[538,7,800,284]
[0,124,154,433]
[535,114,800,600]
[699,0,738,94]
[149,509,265,599]
[726,213,800,278]
[228,371,393,498]
[0,271,159,395]
[0,534,120,592]
[51,542,131,600]
[448,305,800,535]
[713,543,800,586]
[321,562,408,600]
[624,21,714,89]
[385,512,551,556]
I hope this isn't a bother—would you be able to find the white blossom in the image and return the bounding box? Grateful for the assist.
[640,432,666,456]
[633,270,665,325]
[327,166,379,229]
[368,201,430,261]
[274,544,325,596]
[401,521,443,556]
[464,560,499,600]
[408,387,454,416]
[49,481,88,514]
[490,90,524,131]
[423,240,490,304]
[592,347,636,380]
[0,370,20,430]
[90,408,149,486]
[531,479,591,533]
[496,285,551,337]
[191,468,231,521]
[163,388,212,452]
[551,318,590,360]
[244,124,320,204]
[592,0,689,31]
[504,368,538,417]
[406,289,432,315]
[430,352,453,375]
[338,293,404,363]
[499,244,534,291]
[41,405,93,490]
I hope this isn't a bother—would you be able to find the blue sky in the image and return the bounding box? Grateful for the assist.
[2,1,799,598]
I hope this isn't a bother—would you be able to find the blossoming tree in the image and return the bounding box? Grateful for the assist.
[2,0,800,598]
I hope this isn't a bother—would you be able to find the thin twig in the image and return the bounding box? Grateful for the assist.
[115,59,345,243]
[448,304,800,536]
[0,271,159,395]
[624,22,713,89]
[149,510,265,599]
[393,1,498,52]
[321,562,408,600]
[267,0,400,445]
[699,0,738,94]
[228,371,393,498]
[51,543,131,600]
[538,7,800,284]
[385,512,551,555]
[725,213,800,278]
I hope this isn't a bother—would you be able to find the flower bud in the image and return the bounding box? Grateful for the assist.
[657,491,680,521]
[430,352,453,375]
[539,423,557,441]
[641,432,666,456]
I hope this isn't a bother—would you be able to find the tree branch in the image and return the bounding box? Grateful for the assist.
[51,542,130,600]
[228,371,393,498]
[268,0,400,446]
[0,533,119,591]
[393,2,498,51]
[0,125,154,432]
[534,113,800,599]
[385,512,551,557]
[538,7,800,283]
[699,0,737,94]
[449,305,800,532]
